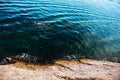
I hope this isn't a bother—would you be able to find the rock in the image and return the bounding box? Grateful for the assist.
[0,59,120,80]
[0,57,15,65]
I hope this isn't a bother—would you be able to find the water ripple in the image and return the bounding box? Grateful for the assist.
[0,0,120,62]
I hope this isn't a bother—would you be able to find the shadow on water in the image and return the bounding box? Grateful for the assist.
[0,0,120,64]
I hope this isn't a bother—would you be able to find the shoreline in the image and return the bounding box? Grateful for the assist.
[0,59,120,80]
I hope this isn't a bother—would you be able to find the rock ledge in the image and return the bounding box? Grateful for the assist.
[0,59,120,80]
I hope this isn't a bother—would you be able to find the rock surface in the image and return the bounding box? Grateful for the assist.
[0,59,120,80]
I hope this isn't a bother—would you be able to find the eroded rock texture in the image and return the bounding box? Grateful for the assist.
[0,59,120,80]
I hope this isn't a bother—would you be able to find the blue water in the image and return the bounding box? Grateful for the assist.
[0,0,120,62]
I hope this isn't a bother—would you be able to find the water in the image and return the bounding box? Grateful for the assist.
[0,0,120,63]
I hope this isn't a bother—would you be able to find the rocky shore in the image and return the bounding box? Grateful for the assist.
[0,59,120,80]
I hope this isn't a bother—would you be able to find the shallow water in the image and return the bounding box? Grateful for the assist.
[0,0,120,62]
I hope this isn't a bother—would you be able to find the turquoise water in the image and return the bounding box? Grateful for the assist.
[0,0,120,62]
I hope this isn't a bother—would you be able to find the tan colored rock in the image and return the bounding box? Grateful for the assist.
[0,59,120,80]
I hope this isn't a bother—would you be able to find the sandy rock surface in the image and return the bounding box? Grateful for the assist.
[0,59,120,80]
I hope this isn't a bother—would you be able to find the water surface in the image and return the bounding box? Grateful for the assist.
[0,0,120,62]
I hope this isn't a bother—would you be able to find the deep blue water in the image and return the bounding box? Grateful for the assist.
[0,0,120,62]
